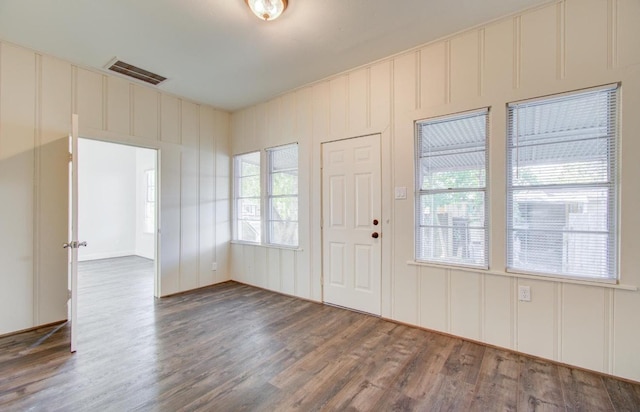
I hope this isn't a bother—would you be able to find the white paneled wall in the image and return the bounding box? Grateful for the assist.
[231,0,640,382]
[0,41,231,335]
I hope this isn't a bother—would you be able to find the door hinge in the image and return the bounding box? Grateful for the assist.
[68,153,73,162]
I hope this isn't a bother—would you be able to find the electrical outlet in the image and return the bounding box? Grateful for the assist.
[211,262,217,271]
[518,285,531,302]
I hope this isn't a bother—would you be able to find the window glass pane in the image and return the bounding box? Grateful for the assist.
[239,175,260,198]
[270,196,299,222]
[269,222,299,247]
[239,152,261,176]
[238,220,261,243]
[271,171,298,195]
[419,154,485,190]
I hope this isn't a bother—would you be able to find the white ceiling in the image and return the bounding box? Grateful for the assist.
[0,0,551,111]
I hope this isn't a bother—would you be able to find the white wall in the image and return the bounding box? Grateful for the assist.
[230,0,640,382]
[78,139,137,261]
[77,140,157,261]
[135,147,156,260]
[0,41,231,335]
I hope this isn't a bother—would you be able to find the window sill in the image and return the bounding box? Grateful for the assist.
[407,260,638,291]
[231,240,303,252]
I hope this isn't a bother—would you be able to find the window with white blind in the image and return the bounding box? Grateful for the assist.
[507,85,619,280]
[415,109,488,268]
[267,144,299,247]
[234,151,261,243]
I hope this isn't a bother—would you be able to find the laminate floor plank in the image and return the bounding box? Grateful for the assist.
[1,256,638,411]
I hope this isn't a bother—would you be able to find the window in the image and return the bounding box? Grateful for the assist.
[234,151,261,243]
[415,109,488,268]
[267,144,298,247]
[144,169,155,234]
[507,85,618,280]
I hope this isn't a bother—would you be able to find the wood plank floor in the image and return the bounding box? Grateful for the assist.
[1,256,639,411]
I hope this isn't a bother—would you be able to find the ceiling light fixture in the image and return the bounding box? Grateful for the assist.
[245,0,288,21]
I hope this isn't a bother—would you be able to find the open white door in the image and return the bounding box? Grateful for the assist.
[322,134,382,315]
[65,114,85,353]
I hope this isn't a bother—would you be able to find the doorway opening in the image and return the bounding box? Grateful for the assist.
[75,138,158,344]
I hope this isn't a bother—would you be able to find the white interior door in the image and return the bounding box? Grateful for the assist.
[322,134,381,316]
[66,114,85,353]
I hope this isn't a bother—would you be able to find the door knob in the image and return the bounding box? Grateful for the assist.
[63,242,71,249]
[78,241,87,247]
[372,232,379,239]
[373,219,379,226]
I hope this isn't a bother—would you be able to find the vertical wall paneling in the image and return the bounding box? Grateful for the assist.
[76,68,103,131]
[348,69,368,134]
[517,279,557,360]
[450,270,481,340]
[450,30,480,103]
[484,20,514,96]
[160,148,181,295]
[483,275,513,348]
[267,247,280,291]
[0,43,36,334]
[37,55,71,325]
[214,110,230,284]
[520,4,558,90]
[161,94,181,144]
[561,285,606,372]
[281,249,296,295]
[420,43,447,108]
[418,267,448,331]
[295,87,312,300]
[370,62,391,131]
[132,85,159,140]
[254,246,267,288]
[513,16,522,89]
[106,76,130,135]
[198,106,215,286]
[557,1,566,80]
[180,100,199,291]
[281,93,296,144]
[267,98,282,146]
[616,0,640,69]
[329,75,348,139]
[311,83,329,301]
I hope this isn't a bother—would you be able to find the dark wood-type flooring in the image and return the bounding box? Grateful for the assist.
[1,256,639,411]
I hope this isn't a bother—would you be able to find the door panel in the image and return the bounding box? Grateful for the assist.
[322,134,381,315]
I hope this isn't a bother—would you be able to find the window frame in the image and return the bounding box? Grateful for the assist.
[505,84,619,282]
[414,108,490,269]
[266,143,299,248]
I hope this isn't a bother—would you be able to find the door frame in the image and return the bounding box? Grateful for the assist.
[320,133,387,315]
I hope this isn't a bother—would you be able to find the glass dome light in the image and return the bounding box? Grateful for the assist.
[245,0,288,21]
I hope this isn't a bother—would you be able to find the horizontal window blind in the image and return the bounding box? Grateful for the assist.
[415,109,488,268]
[507,85,618,280]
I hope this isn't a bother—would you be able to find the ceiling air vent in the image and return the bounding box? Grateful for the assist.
[107,59,167,86]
